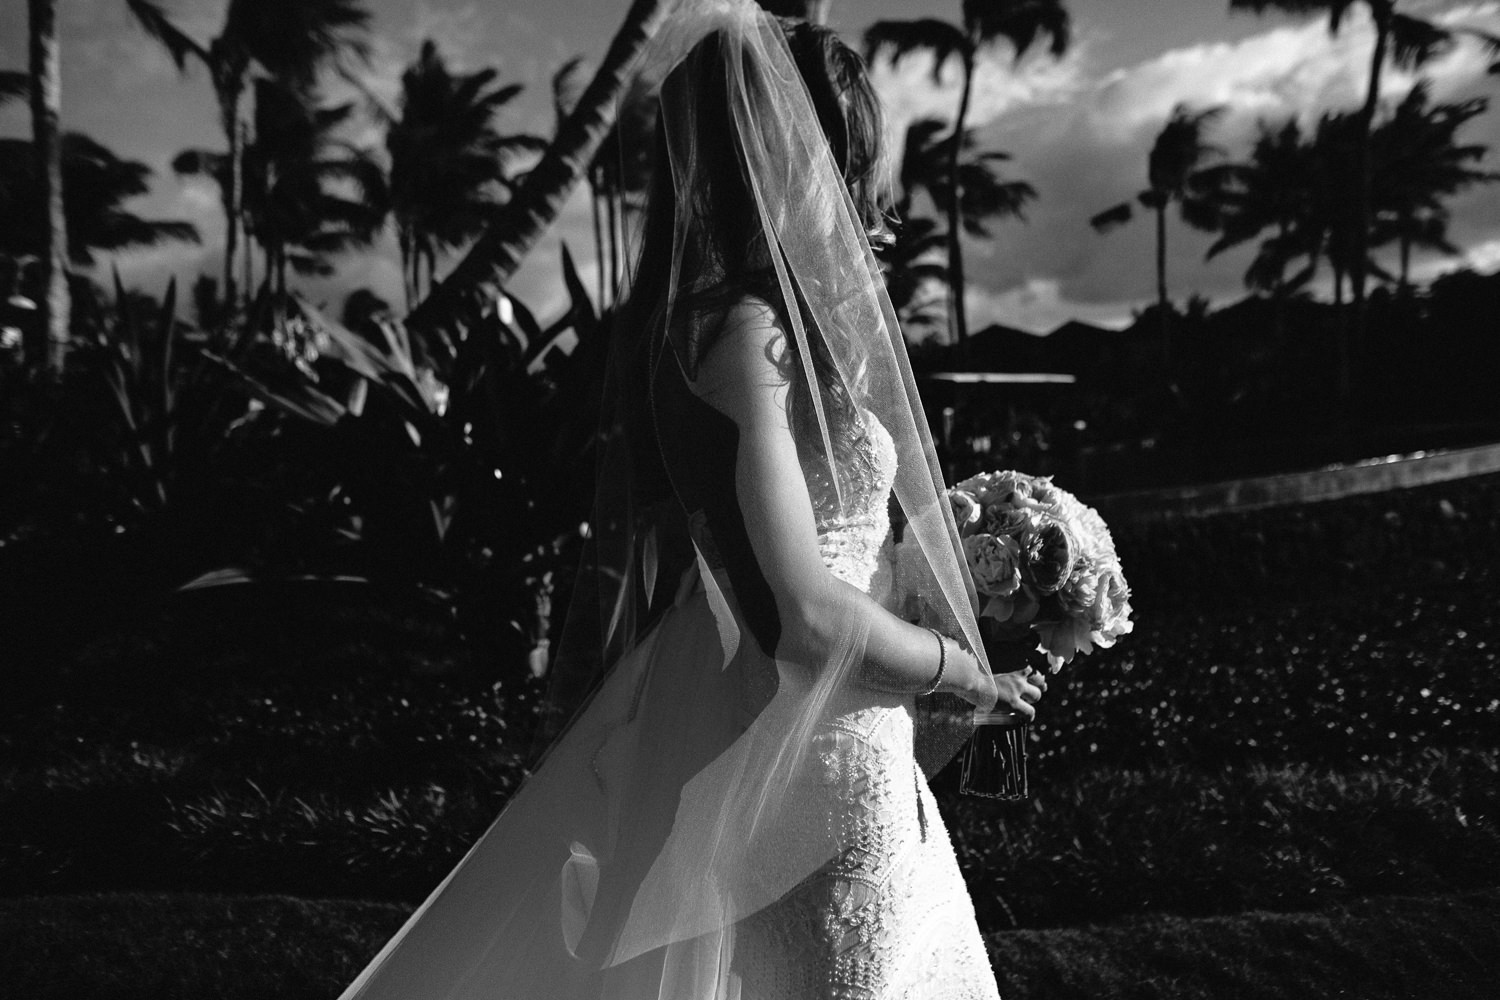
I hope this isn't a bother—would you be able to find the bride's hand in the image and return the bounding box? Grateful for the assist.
[988,668,1044,720]
[940,647,1003,712]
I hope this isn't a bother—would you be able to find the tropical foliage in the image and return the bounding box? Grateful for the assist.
[1226,0,1469,373]
[1370,83,1497,289]
[24,0,69,372]
[124,0,372,309]
[552,59,655,310]
[1090,104,1232,354]
[865,0,1071,346]
[171,79,386,297]
[1210,85,1497,299]
[0,134,199,266]
[405,0,674,359]
[383,40,545,310]
[5,3,1500,991]
[882,117,1037,337]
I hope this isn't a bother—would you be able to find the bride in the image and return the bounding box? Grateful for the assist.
[339,1,1045,997]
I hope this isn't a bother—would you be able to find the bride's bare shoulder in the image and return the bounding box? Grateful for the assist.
[690,292,791,395]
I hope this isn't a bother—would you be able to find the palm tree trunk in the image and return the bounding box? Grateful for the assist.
[28,0,69,374]
[1332,263,1350,408]
[1398,231,1411,293]
[215,74,246,315]
[1272,222,1290,343]
[243,226,255,300]
[406,0,672,353]
[1349,0,1392,403]
[946,46,976,349]
[1156,201,1169,366]
[590,182,606,307]
[399,232,415,311]
[607,189,622,305]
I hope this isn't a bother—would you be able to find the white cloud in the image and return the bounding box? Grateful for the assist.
[869,36,1089,141]
[965,278,1134,336]
[1087,3,1500,146]
[888,2,1500,334]
[1457,237,1500,273]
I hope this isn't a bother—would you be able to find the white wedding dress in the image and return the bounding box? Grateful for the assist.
[727,411,1001,999]
[336,410,1001,1000]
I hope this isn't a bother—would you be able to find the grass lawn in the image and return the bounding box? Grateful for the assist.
[2,889,1497,1000]
[2,474,1496,996]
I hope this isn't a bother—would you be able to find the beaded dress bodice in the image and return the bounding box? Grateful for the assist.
[800,409,898,593]
[731,409,1000,1000]
[648,357,999,1000]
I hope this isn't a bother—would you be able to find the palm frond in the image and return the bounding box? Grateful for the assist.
[479,82,525,112]
[964,0,1072,61]
[957,169,1035,228]
[89,216,201,254]
[863,19,969,82]
[1389,14,1455,71]
[226,0,371,85]
[1228,0,1359,33]
[1178,192,1223,233]
[1148,103,1228,195]
[552,56,586,126]
[1090,202,1133,232]
[1472,30,1500,74]
[123,0,207,71]
[170,148,227,178]
[0,70,27,107]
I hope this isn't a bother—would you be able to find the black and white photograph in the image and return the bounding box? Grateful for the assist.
[2,0,1499,997]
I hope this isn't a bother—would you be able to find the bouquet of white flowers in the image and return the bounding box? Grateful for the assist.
[947,469,1133,799]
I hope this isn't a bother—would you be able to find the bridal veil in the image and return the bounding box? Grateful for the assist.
[337,1,996,996]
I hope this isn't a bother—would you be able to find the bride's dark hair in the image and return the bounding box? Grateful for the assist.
[619,16,889,465]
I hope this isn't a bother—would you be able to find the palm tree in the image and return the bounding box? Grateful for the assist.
[383,40,545,310]
[554,58,657,310]
[405,0,673,362]
[173,80,386,296]
[865,0,1070,347]
[124,0,370,313]
[1209,119,1324,298]
[1484,32,1500,74]
[883,116,1037,336]
[881,215,951,335]
[1214,114,1372,300]
[1370,82,1496,291]
[28,0,68,372]
[247,80,386,295]
[1228,1,1458,359]
[551,57,607,307]
[1090,104,1232,359]
[0,133,200,265]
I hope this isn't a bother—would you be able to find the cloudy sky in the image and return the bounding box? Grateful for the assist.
[2,0,1498,334]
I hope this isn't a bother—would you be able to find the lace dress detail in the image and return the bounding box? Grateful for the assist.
[801,409,898,593]
[734,411,1001,1000]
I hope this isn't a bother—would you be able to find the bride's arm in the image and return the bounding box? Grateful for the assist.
[686,300,1026,712]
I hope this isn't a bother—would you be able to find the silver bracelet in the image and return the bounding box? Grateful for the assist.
[920,627,947,696]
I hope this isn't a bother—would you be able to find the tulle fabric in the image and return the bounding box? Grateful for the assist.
[337,2,995,996]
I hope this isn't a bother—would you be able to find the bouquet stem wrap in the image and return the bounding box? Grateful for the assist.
[958,623,1033,800]
[959,712,1029,801]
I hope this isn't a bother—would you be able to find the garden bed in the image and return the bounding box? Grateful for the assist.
[1,472,1497,929]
